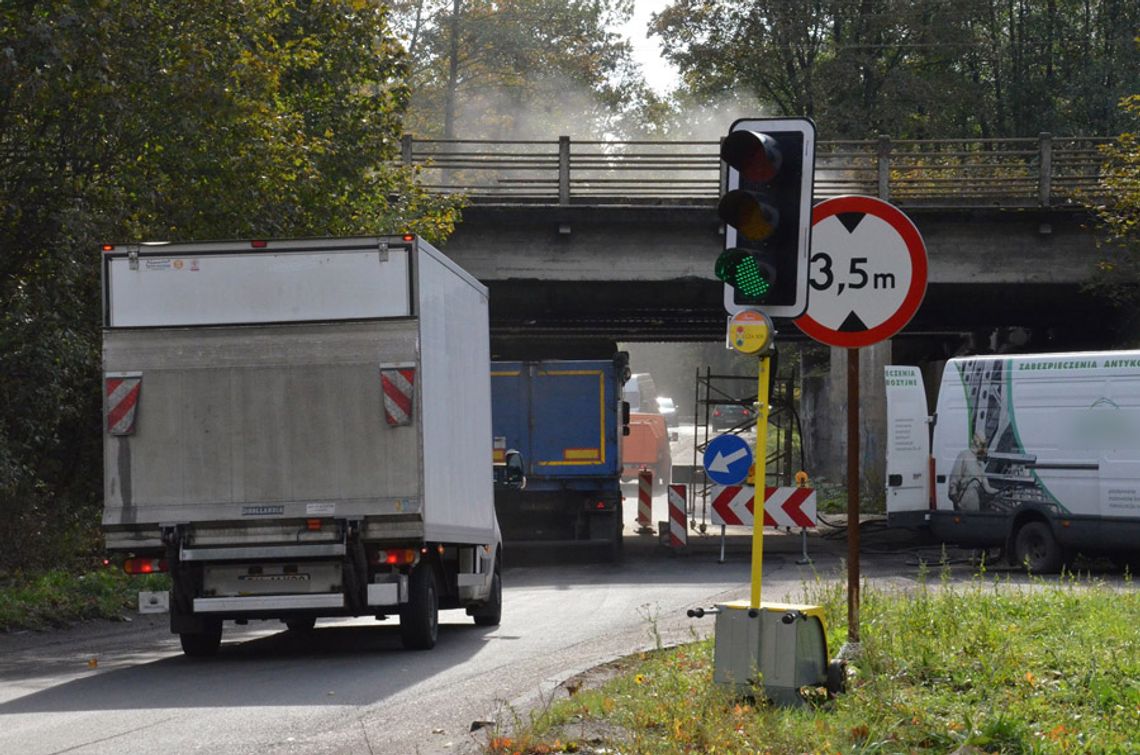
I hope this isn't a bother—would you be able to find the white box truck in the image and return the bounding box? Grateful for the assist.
[886,352,1140,572]
[101,235,502,655]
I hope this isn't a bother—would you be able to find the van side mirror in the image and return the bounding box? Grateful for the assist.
[621,400,631,436]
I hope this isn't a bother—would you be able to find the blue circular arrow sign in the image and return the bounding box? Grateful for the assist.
[703,434,753,486]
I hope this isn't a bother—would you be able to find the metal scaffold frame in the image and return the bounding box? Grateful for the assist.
[686,358,802,535]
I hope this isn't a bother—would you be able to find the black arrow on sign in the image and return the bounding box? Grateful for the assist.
[837,212,866,234]
[839,311,868,332]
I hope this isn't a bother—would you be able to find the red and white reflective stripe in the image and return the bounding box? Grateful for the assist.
[710,484,753,526]
[710,485,817,528]
[637,470,653,526]
[764,486,818,528]
[105,375,142,436]
[380,366,416,426]
[667,484,687,547]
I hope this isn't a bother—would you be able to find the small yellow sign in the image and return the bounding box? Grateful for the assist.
[728,310,773,354]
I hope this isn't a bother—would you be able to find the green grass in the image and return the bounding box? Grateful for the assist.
[488,568,1139,754]
[0,567,170,632]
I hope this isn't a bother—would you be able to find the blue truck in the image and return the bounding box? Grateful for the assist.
[491,356,629,559]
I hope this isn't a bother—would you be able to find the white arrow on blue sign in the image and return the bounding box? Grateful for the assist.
[703,434,753,486]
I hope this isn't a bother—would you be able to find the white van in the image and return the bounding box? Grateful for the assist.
[886,351,1140,572]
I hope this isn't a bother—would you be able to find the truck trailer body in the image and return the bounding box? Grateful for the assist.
[101,236,501,655]
[886,352,1140,571]
[490,358,627,558]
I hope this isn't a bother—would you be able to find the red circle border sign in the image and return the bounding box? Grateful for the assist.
[795,195,928,348]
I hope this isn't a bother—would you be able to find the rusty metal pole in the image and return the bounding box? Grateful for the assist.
[846,347,861,647]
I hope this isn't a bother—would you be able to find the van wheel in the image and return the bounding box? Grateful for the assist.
[471,568,502,627]
[1014,521,1062,573]
[400,562,438,650]
[180,621,222,658]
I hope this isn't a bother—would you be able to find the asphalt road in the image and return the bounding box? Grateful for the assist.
[0,527,872,755]
[3,445,1131,755]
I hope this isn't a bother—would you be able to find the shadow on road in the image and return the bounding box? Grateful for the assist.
[0,620,500,715]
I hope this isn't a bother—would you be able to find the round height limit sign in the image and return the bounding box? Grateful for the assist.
[796,195,927,348]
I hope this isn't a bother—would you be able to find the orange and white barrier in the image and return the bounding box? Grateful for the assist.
[667,484,687,548]
[637,470,654,533]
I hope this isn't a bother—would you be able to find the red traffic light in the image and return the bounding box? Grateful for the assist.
[721,131,783,183]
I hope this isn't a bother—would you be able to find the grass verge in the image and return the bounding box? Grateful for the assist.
[0,567,170,632]
[488,567,1138,753]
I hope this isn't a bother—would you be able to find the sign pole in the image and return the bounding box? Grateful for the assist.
[846,347,860,648]
[750,353,771,609]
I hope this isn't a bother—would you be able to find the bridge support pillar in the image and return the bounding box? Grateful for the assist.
[801,341,892,505]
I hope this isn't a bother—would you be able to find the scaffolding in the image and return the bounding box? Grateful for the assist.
[686,361,802,534]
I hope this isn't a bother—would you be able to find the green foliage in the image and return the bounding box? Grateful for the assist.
[391,0,664,138]
[651,0,1140,139]
[1087,92,1140,304]
[0,0,460,572]
[0,568,171,632]
[497,574,1140,753]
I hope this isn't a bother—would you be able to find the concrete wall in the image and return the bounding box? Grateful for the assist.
[801,341,892,505]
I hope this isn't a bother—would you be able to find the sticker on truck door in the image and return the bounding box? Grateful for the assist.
[885,366,930,514]
[105,373,142,436]
[380,364,416,426]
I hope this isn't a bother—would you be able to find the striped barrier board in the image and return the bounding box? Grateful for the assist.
[667,484,687,548]
[637,470,654,532]
[709,485,817,528]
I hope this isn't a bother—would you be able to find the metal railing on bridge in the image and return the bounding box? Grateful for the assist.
[398,133,1116,208]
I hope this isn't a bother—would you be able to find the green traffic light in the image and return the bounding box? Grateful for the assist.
[716,248,774,299]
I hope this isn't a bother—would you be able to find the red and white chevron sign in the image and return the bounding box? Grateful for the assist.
[105,374,142,436]
[709,485,817,528]
[380,366,416,426]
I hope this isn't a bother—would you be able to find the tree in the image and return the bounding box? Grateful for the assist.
[651,0,1140,139]
[0,0,458,572]
[1088,92,1140,306]
[390,0,661,139]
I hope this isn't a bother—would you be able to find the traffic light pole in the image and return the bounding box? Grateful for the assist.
[750,353,771,609]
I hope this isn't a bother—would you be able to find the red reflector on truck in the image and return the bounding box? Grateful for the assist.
[123,558,168,574]
[250,240,268,248]
[373,549,417,566]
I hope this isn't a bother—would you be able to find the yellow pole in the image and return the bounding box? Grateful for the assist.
[750,353,771,609]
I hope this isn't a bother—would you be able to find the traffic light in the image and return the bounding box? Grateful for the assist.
[718,118,815,318]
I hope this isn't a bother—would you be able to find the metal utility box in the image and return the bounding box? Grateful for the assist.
[712,601,830,705]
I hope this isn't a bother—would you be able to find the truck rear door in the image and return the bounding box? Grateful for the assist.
[490,362,617,479]
[885,366,931,524]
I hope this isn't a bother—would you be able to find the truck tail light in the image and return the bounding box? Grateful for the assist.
[372,549,417,566]
[123,558,168,574]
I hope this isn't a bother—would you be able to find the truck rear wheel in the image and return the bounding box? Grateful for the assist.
[1014,521,1062,573]
[471,568,502,627]
[400,562,439,650]
[179,621,222,658]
